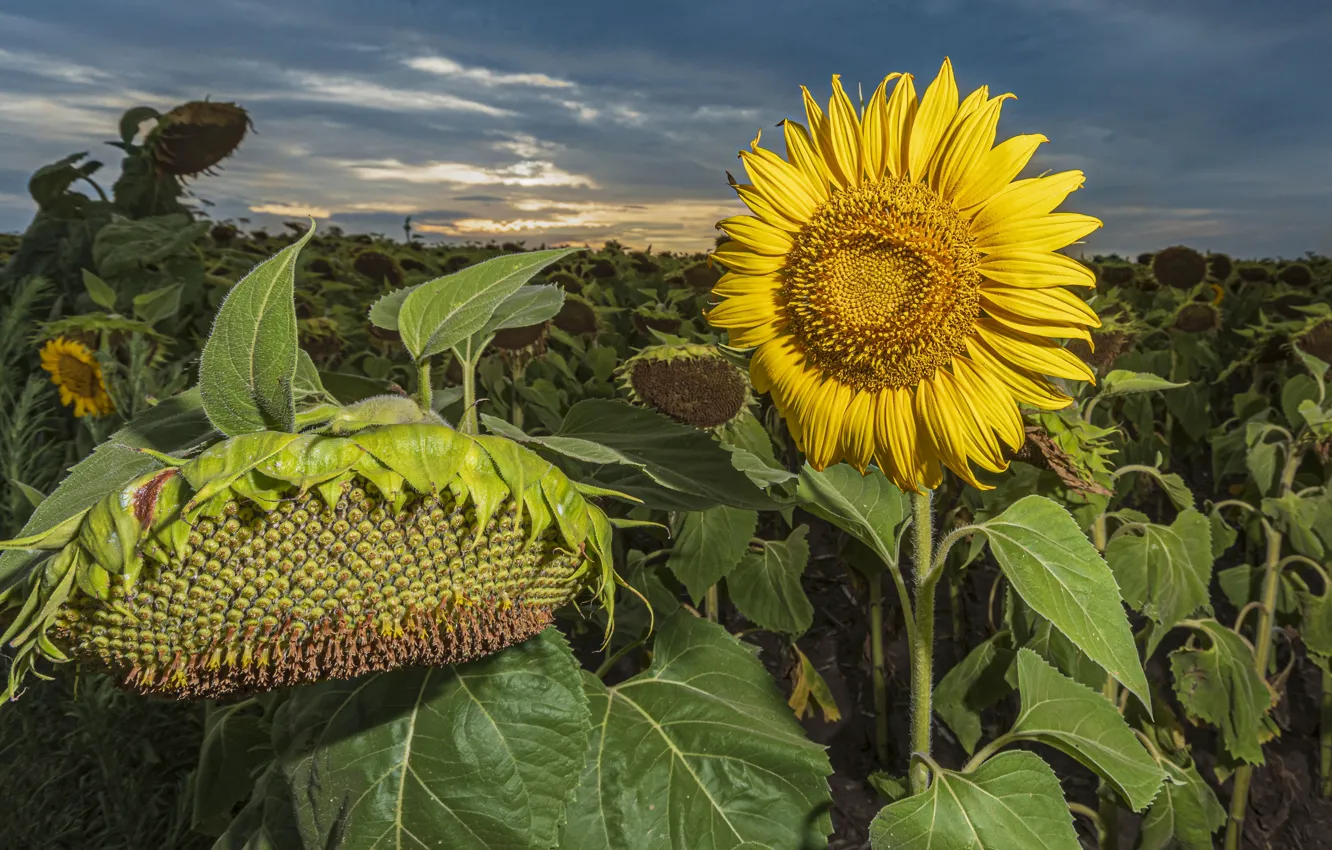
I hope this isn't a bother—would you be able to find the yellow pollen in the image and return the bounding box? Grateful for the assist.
[781,178,982,391]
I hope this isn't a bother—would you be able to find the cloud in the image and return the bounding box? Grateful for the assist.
[404,55,573,89]
[249,202,331,218]
[262,72,511,116]
[0,47,109,84]
[342,158,597,189]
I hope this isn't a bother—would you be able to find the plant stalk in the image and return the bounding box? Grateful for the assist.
[869,575,889,766]
[510,360,526,429]
[705,584,720,624]
[416,358,433,412]
[460,355,479,435]
[1321,665,1331,798]
[1225,440,1301,850]
[909,489,935,795]
[1091,512,1120,849]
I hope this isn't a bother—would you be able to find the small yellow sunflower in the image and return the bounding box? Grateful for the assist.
[705,58,1102,491]
[39,337,115,418]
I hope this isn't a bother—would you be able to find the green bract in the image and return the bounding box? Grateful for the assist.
[0,419,618,700]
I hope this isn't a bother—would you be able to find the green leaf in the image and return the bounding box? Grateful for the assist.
[1216,564,1299,614]
[868,751,1080,850]
[0,389,214,591]
[934,631,1016,755]
[316,370,393,405]
[1137,759,1227,850]
[977,495,1150,709]
[11,480,46,509]
[397,248,577,360]
[1281,375,1321,432]
[1162,383,1210,440]
[1170,619,1273,764]
[199,226,314,436]
[1299,585,1332,657]
[487,284,565,332]
[728,525,814,637]
[796,463,909,571]
[1209,512,1238,561]
[667,506,758,605]
[192,702,273,836]
[366,282,419,331]
[132,282,184,325]
[82,268,117,310]
[93,213,208,278]
[558,612,833,849]
[211,762,303,850]
[277,629,590,850]
[1097,370,1189,399]
[119,105,160,145]
[553,399,776,511]
[1246,423,1280,495]
[291,351,327,401]
[1263,492,1327,559]
[1104,509,1213,634]
[1011,649,1164,811]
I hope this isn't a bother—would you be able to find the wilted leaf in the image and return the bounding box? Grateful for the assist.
[788,642,841,723]
[868,751,1079,850]
[558,612,833,850]
[977,495,1149,708]
[1170,619,1273,764]
[1137,759,1226,850]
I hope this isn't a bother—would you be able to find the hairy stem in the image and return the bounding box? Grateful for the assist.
[460,355,479,435]
[415,358,433,412]
[909,489,935,795]
[1226,438,1301,849]
[1091,512,1120,850]
[869,575,889,766]
[511,360,526,429]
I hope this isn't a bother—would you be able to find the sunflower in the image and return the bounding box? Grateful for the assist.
[39,337,115,418]
[704,59,1102,491]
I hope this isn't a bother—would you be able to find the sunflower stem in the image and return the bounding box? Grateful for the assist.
[909,489,935,796]
[416,358,433,412]
[705,584,720,624]
[1090,512,1121,850]
[1321,665,1332,798]
[869,575,889,766]
[460,354,479,435]
[510,361,526,429]
[1225,435,1302,850]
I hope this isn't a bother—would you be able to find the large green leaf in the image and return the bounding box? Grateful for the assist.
[553,400,776,511]
[666,506,758,605]
[728,525,814,637]
[212,764,303,850]
[397,248,577,360]
[1137,759,1226,850]
[0,389,214,591]
[934,631,1015,755]
[868,751,1079,850]
[1104,509,1213,634]
[1170,619,1273,764]
[977,495,1149,708]
[266,629,590,850]
[93,213,209,277]
[558,612,833,850]
[1096,370,1189,399]
[1010,650,1164,811]
[199,226,314,436]
[192,702,273,836]
[796,463,908,572]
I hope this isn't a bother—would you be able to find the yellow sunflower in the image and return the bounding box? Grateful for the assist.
[705,58,1102,492]
[39,337,115,418]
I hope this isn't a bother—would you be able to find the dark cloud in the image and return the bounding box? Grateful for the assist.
[0,0,1327,256]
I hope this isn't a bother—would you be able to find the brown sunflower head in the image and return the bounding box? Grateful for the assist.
[620,344,751,430]
[1173,303,1221,333]
[1206,253,1233,282]
[353,251,403,287]
[146,101,252,177]
[491,321,550,354]
[588,258,617,279]
[1136,252,1155,266]
[1296,319,1332,365]
[553,295,599,336]
[1151,245,1207,289]
[682,261,722,290]
[1237,264,1271,283]
[1067,330,1135,373]
[1098,263,1136,288]
[1278,263,1313,288]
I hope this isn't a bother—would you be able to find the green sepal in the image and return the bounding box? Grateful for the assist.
[455,443,509,541]
[79,498,125,574]
[573,480,642,504]
[523,487,555,547]
[540,468,591,552]
[0,511,88,551]
[183,432,304,509]
[133,447,190,467]
[185,490,233,523]
[9,551,78,647]
[609,517,666,531]
[352,424,470,495]
[314,476,350,514]
[352,454,406,510]
[0,567,44,647]
[35,630,70,663]
[256,434,365,493]
[230,470,288,512]
[75,550,113,601]
[38,546,76,593]
[473,435,540,532]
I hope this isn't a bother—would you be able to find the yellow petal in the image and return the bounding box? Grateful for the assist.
[781,119,833,194]
[875,386,932,493]
[841,391,878,473]
[965,335,1073,409]
[740,148,824,220]
[730,318,785,349]
[916,371,985,489]
[936,366,1006,472]
[981,284,1101,329]
[925,84,991,191]
[975,319,1096,383]
[717,215,795,256]
[936,93,1014,200]
[712,271,783,298]
[976,213,1103,253]
[978,250,1096,289]
[859,75,899,181]
[732,182,804,233]
[971,171,1086,234]
[705,291,782,328]
[907,57,958,182]
[801,85,829,147]
[883,73,918,179]
[954,356,1026,452]
[823,75,863,189]
[751,336,804,395]
[805,381,852,470]
[953,133,1047,211]
[711,242,785,276]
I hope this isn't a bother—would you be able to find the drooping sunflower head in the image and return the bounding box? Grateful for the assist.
[146,101,252,177]
[39,337,115,418]
[618,343,753,430]
[704,60,1102,491]
[1151,245,1206,289]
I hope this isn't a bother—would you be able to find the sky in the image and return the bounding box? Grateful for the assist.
[2,0,1329,258]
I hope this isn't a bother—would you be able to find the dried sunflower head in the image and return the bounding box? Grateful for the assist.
[618,343,752,431]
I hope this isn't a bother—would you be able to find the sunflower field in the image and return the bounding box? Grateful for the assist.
[2,61,1331,850]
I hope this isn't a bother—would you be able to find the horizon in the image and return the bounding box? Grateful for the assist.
[3,0,1329,259]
